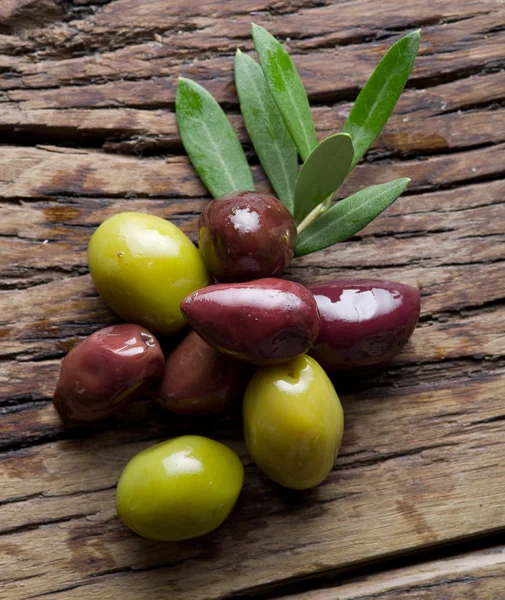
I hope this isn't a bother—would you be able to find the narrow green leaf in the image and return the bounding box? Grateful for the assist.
[293,133,353,224]
[343,31,420,170]
[234,50,298,213]
[295,178,410,256]
[252,23,317,162]
[176,77,254,198]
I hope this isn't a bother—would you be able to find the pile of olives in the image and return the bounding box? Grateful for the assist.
[53,191,420,542]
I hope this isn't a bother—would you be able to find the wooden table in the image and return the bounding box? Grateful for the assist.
[2,1,505,598]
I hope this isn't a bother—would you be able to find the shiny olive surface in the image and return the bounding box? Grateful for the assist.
[116,435,244,541]
[88,212,210,334]
[198,191,297,282]
[244,355,344,490]
[53,324,164,423]
[309,279,421,370]
[181,278,320,364]
[154,331,249,415]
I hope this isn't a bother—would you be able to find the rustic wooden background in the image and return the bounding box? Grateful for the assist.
[1,1,505,599]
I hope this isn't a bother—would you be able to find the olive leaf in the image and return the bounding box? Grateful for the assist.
[295,178,410,256]
[234,50,298,213]
[293,133,354,225]
[252,23,317,162]
[175,26,420,261]
[176,77,255,198]
[343,31,420,170]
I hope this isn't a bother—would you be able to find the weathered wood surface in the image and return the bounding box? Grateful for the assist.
[1,1,505,599]
[282,544,505,599]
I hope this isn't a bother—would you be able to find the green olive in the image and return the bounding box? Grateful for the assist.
[243,355,344,490]
[116,435,244,541]
[88,212,210,334]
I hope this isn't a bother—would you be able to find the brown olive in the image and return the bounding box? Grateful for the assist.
[154,331,249,415]
[198,191,297,282]
[309,279,421,370]
[53,324,165,423]
[180,278,320,364]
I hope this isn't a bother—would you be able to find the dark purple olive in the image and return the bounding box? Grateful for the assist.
[154,331,249,415]
[308,279,420,370]
[53,324,165,423]
[181,278,320,364]
[198,191,297,282]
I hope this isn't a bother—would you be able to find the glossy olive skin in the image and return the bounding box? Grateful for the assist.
[181,278,320,364]
[53,324,165,423]
[154,331,249,415]
[309,279,421,370]
[88,212,210,334]
[244,355,344,490]
[198,191,297,282]
[116,435,244,541]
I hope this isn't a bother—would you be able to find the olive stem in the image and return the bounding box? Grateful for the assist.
[296,195,333,234]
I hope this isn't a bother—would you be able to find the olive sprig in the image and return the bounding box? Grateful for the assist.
[176,25,420,256]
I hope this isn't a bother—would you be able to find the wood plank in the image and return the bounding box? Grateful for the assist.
[2,0,501,62]
[282,545,505,599]
[4,28,505,111]
[2,177,504,255]
[3,65,504,148]
[2,7,504,110]
[2,375,505,599]
[2,100,504,157]
[1,142,504,202]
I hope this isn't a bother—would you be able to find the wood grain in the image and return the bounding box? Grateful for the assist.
[282,545,505,599]
[1,1,505,599]
[3,374,505,600]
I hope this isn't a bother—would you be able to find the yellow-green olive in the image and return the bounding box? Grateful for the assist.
[88,212,210,334]
[116,435,244,541]
[243,355,344,490]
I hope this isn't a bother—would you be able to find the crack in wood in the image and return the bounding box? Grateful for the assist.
[0,510,98,536]
[218,534,505,600]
